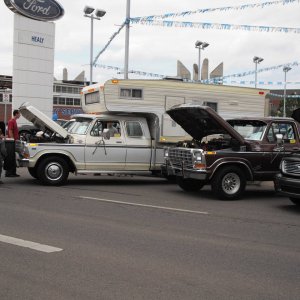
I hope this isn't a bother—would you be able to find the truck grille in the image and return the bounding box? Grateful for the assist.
[282,159,300,175]
[168,148,193,169]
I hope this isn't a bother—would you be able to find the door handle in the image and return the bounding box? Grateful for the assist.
[116,141,123,144]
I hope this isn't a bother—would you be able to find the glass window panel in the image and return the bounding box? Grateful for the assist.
[126,121,143,137]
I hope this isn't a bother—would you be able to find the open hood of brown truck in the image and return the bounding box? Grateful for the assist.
[167,104,245,143]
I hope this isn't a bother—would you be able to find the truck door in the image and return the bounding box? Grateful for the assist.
[262,121,299,173]
[84,119,126,171]
[124,120,152,171]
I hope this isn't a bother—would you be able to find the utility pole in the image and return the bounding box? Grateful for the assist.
[124,0,130,79]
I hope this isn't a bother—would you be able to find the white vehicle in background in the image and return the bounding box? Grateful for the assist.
[18,78,269,185]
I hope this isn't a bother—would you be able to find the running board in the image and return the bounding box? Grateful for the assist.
[76,170,152,176]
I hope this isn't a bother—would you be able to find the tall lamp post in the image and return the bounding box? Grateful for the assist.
[84,6,106,85]
[253,56,264,88]
[195,41,209,81]
[283,66,292,117]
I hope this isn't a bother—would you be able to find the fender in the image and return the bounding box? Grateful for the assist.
[28,149,82,170]
[208,157,254,181]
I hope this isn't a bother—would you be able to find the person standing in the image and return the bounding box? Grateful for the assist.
[0,129,7,184]
[5,109,21,177]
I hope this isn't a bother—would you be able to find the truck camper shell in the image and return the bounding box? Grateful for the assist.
[81,79,269,143]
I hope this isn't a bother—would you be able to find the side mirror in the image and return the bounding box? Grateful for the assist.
[102,128,111,140]
[276,133,283,145]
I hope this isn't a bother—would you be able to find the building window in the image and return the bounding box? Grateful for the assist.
[59,98,66,105]
[62,86,67,93]
[120,88,143,99]
[66,98,73,105]
[85,91,100,104]
[74,99,81,106]
[56,86,62,93]
[53,97,59,104]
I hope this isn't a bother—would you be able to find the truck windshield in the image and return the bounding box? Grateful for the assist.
[228,120,267,141]
[68,118,92,135]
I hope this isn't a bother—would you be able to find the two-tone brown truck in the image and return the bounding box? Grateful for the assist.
[164,104,300,200]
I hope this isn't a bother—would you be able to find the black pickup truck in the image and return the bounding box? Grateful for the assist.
[275,154,300,206]
[275,109,300,205]
[165,105,300,200]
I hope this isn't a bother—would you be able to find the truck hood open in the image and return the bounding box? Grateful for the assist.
[19,102,69,139]
[167,104,245,143]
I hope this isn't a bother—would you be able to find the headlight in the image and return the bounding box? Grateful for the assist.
[193,151,202,161]
[164,147,169,158]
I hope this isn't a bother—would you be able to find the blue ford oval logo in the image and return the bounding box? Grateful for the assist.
[4,0,64,22]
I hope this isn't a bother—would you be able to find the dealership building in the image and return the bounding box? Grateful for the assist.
[0,72,85,122]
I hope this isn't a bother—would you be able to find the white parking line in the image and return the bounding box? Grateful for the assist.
[79,196,209,215]
[0,234,63,253]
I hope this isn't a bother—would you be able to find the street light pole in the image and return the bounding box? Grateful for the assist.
[283,66,292,117]
[89,14,94,86]
[124,0,130,80]
[195,41,209,82]
[84,6,106,86]
[253,56,264,88]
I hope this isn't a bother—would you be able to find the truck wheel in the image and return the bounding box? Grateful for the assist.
[37,157,69,186]
[28,167,37,179]
[211,166,246,200]
[177,177,205,192]
[290,197,300,206]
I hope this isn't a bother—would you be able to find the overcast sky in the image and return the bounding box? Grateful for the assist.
[1,0,299,89]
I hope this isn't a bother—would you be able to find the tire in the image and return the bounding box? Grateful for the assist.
[165,175,177,183]
[289,197,300,206]
[211,166,246,200]
[177,177,205,192]
[28,167,37,179]
[37,156,69,186]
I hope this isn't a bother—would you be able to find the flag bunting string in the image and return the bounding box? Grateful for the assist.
[131,0,298,21]
[95,61,299,85]
[129,19,300,34]
[93,21,127,66]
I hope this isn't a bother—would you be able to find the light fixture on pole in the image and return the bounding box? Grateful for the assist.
[195,41,209,82]
[283,66,292,117]
[253,56,264,88]
[84,5,106,85]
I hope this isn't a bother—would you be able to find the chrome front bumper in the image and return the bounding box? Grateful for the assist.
[165,160,208,180]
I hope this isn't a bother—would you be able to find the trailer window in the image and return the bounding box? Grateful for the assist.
[126,121,144,137]
[120,88,143,99]
[85,91,100,105]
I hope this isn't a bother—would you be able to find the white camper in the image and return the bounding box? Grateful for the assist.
[81,78,269,142]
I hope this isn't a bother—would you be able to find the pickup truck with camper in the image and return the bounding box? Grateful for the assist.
[164,104,300,200]
[17,78,269,186]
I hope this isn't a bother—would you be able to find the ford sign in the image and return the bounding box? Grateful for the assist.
[4,0,64,22]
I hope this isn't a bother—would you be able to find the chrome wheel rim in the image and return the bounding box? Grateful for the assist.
[222,172,240,195]
[45,162,63,181]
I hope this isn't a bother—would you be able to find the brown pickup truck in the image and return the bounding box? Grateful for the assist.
[164,104,300,200]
